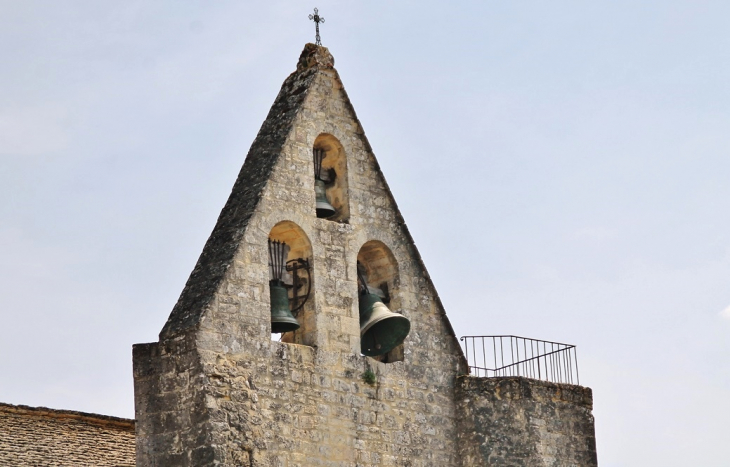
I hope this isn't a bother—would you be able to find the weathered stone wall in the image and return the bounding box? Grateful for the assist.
[133,334,215,466]
[455,377,598,466]
[0,402,135,466]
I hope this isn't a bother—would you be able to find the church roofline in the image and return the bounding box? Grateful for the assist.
[0,402,135,430]
[160,46,321,340]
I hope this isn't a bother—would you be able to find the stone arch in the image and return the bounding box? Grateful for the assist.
[268,221,315,347]
[357,241,399,291]
[313,133,350,222]
[357,240,406,363]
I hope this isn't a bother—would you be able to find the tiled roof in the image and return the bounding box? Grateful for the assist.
[0,402,135,466]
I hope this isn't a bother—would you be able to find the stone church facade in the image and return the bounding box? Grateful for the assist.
[132,44,598,466]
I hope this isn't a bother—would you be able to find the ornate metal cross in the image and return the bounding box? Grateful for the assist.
[308,8,325,46]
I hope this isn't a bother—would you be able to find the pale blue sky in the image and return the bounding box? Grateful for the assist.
[1,2,729,466]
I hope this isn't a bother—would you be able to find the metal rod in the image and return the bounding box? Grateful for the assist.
[510,337,515,376]
[500,337,505,371]
[530,339,535,379]
[460,335,574,347]
[472,338,476,377]
[567,347,573,385]
[463,337,469,375]
[493,337,497,378]
[482,337,487,378]
[523,339,528,378]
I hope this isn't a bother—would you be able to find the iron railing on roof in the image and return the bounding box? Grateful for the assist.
[460,335,579,385]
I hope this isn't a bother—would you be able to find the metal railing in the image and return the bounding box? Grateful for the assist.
[460,335,579,385]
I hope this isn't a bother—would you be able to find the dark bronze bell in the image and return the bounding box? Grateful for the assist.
[359,293,410,357]
[270,281,300,333]
[315,179,336,218]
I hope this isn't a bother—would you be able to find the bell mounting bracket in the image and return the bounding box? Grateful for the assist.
[285,258,311,313]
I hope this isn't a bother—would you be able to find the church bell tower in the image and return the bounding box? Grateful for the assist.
[132,42,598,467]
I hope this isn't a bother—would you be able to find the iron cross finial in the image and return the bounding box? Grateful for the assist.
[308,8,325,46]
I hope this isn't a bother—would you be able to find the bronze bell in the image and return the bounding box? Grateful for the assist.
[313,148,336,218]
[270,281,300,333]
[359,293,410,357]
[315,179,336,218]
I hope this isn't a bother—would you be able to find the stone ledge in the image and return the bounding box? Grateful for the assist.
[0,402,135,430]
[457,375,593,409]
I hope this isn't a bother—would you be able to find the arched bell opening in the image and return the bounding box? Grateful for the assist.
[357,241,408,363]
[268,221,315,347]
[312,133,350,222]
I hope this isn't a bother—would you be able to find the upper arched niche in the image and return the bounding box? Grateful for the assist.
[268,221,315,347]
[269,221,312,262]
[313,133,350,222]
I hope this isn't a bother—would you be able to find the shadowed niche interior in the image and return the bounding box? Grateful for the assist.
[357,240,405,363]
[313,133,350,222]
[268,221,315,347]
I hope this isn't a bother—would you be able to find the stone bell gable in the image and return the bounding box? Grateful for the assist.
[133,43,598,467]
[134,43,469,467]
